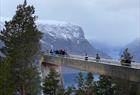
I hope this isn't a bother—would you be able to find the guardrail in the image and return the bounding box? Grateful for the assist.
[44,53,140,69]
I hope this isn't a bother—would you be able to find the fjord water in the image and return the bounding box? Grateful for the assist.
[61,65,140,94]
[61,65,99,88]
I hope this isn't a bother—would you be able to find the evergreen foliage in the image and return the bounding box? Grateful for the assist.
[84,72,94,95]
[76,72,85,90]
[64,86,75,95]
[0,58,13,95]
[0,0,42,94]
[94,75,117,95]
[68,73,118,95]
[0,1,138,95]
[42,68,60,95]
[75,72,86,95]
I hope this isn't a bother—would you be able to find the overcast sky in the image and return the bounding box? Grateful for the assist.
[0,0,140,46]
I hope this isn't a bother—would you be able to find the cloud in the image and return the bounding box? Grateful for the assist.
[0,0,139,46]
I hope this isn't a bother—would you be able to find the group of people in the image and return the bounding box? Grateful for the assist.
[49,49,67,56]
[48,48,133,65]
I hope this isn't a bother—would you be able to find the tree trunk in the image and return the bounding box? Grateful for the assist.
[21,85,25,95]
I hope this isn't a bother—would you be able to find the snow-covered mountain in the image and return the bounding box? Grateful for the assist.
[38,22,85,42]
[37,22,110,58]
[0,20,110,58]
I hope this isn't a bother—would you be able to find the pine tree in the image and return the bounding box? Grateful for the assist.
[93,75,117,95]
[42,68,60,95]
[0,0,42,94]
[75,72,86,95]
[65,86,75,95]
[0,58,13,95]
[84,72,94,95]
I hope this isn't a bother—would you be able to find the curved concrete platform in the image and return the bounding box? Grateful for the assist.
[44,54,140,83]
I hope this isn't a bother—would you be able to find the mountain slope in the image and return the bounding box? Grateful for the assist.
[0,20,110,58]
[90,41,122,59]
[38,22,110,58]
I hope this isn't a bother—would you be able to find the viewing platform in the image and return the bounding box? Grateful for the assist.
[43,54,140,83]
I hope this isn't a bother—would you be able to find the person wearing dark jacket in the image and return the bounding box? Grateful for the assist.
[96,53,100,62]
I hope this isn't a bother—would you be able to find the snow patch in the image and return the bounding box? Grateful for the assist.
[0,18,85,41]
[37,22,85,40]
